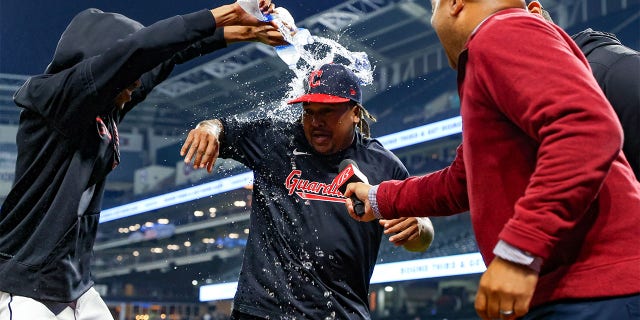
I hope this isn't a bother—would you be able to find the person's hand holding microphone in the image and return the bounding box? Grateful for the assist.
[335,159,377,222]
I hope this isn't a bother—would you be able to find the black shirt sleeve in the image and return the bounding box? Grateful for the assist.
[14,10,218,137]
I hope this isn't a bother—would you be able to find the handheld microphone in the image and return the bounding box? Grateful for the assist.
[336,159,369,217]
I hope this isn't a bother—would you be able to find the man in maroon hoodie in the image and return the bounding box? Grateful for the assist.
[344,0,640,319]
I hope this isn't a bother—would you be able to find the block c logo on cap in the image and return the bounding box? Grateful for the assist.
[309,69,323,88]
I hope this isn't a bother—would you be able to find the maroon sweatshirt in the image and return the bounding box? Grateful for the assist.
[377,9,640,307]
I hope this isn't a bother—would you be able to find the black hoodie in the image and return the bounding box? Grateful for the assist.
[572,28,640,180]
[0,8,227,301]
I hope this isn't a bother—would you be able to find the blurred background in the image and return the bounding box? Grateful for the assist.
[1,0,638,319]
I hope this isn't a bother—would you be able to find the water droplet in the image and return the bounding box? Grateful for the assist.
[323,311,336,320]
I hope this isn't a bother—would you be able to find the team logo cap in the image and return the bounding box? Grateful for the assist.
[287,63,362,105]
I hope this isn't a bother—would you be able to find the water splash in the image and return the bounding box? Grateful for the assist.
[229,1,375,125]
[221,33,374,135]
[259,34,374,122]
[283,34,374,103]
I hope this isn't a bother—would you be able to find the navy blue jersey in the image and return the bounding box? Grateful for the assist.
[219,116,409,319]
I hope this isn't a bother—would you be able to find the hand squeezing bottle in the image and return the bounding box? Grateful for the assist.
[237,0,314,69]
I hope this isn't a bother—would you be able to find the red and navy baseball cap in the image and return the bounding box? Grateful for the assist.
[287,63,362,105]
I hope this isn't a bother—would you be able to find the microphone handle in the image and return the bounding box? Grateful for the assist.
[351,195,365,217]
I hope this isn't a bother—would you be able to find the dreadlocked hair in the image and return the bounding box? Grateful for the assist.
[355,103,376,138]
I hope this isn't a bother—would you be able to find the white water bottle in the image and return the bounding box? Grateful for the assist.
[236,0,272,22]
[275,28,314,69]
[271,7,300,68]
[271,7,296,43]
[237,1,315,69]
[272,8,315,69]
[274,45,299,68]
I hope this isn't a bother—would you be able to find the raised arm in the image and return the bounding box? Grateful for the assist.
[181,119,224,173]
[124,24,286,115]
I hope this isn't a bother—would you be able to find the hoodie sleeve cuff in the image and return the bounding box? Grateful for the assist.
[368,185,384,220]
[181,9,218,38]
[199,28,228,53]
[493,240,543,273]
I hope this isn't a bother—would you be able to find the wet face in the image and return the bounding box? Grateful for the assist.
[114,80,142,110]
[302,102,360,155]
